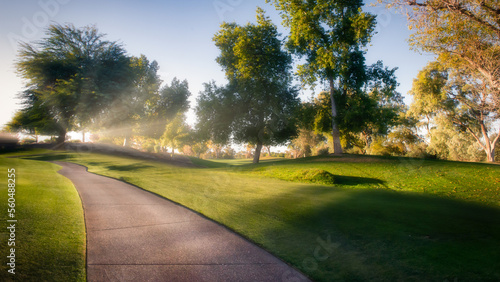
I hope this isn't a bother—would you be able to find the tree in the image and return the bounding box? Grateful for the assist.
[289,128,326,158]
[409,61,499,162]
[144,78,191,139]
[198,8,299,164]
[267,0,376,154]
[126,55,162,144]
[427,114,485,162]
[312,61,404,151]
[384,0,500,123]
[6,89,61,142]
[161,113,190,157]
[102,55,162,146]
[15,23,135,144]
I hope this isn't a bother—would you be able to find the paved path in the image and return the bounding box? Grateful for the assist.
[54,162,309,282]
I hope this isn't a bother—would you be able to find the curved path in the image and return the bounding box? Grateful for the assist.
[54,161,309,282]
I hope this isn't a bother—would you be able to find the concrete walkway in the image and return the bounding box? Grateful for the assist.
[54,161,309,282]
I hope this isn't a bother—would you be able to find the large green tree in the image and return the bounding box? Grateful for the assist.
[6,87,60,139]
[15,23,135,144]
[312,61,404,150]
[197,8,299,164]
[101,54,162,146]
[267,0,377,154]
[151,78,191,138]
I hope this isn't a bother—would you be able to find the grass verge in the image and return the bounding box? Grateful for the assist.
[23,151,500,281]
[0,155,85,281]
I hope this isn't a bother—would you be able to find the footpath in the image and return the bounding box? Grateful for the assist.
[54,161,309,282]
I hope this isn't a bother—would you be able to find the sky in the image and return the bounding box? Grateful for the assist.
[0,0,435,133]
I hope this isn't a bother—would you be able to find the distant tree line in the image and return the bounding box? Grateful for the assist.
[5,0,499,162]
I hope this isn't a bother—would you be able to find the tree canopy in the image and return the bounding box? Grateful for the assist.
[267,0,377,154]
[409,61,500,162]
[384,0,500,117]
[14,24,135,144]
[197,8,299,163]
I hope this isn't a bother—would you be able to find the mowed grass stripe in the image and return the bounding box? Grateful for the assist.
[24,152,500,281]
[0,156,86,282]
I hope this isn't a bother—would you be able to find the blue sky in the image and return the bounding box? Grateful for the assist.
[0,0,434,130]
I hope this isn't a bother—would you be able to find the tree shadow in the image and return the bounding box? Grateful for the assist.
[23,154,71,162]
[105,164,154,172]
[224,185,500,281]
[334,175,385,186]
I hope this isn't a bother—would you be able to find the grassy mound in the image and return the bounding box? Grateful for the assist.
[291,168,336,185]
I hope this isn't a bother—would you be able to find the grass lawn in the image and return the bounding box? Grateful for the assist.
[193,157,287,167]
[22,151,500,281]
[0,154,86,281]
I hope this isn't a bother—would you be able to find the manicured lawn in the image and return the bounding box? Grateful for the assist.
[190,156,286,168]
[0,155,85,281]
[23,151,500,281]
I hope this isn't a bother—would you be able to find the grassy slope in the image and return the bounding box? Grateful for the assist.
[0,155,85,281]
[26,152,500,281]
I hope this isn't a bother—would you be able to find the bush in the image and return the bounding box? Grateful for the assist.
[367,138,392,156]
[315,147,330,156]
[292,169,336,185]
[406,143,429,159]
[345,146,363,155]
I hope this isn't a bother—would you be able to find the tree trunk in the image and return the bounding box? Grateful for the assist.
[253,141,263,164]
[56,128,66,145]
[486,149,495,163]
[329,78,343,155]
[82,131,86,143]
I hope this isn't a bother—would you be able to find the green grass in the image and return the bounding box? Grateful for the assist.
[189,156,286,168]
[0,148,56,157]
[22,151,500,281]
[0,155,85,281]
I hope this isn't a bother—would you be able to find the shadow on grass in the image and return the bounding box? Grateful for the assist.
[233,186,500,281]
[105,164,154,172]
[334,175,385,186]
[23,154,72,162]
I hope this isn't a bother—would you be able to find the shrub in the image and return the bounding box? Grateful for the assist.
[345,146,363,155]
[316,147,330,156]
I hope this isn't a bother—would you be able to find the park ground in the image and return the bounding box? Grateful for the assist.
[1,148,500,281]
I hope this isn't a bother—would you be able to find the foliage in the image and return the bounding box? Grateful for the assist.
[15,24,136,143]
[310,61,404,153]
[385,0,500,99]
[427,115,486,162]
[102,55,162,146]
[384,0,500,162]
[288,128,326,158]
[160,113,191,156]
[198,8,299,163]
[6,89,61,138]
[145,78,191,139]
[409,61,499,162]
[267,0,377,154]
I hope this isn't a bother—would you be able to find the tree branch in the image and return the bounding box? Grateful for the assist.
[454,118,488,151]
[407,0,500,37]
